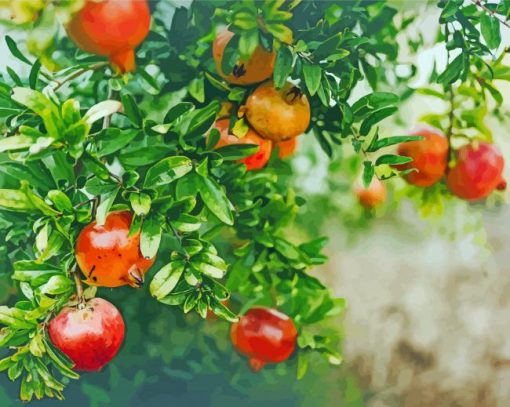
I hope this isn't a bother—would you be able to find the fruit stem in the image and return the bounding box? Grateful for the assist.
[249,358,266,372]
[109,48,136,74]
[71,264,86,309]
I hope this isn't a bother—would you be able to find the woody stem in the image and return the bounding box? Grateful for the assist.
[71,264,85,308]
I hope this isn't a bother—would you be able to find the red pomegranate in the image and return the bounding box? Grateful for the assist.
[394,128,449,187]
[48,298,125,371]
[446,142,505,201]
[66,0,151,73]
[76,211,155,288]
[230,307,298,371]
[210,119,272,171]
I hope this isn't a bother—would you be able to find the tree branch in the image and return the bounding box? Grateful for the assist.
[470,0,510,30]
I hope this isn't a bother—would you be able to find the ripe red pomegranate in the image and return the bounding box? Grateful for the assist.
[446,142,505,201]
[394,128,449,187]
[211,119,272,171]
[48,298,125,371]
[355,177,387,209]
[66,0,151,73]
[230,307,298,371]
[76,211,155,288]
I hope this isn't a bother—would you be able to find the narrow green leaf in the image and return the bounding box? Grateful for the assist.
[140,216,162,259]
[121,94,143,127]
[143,156,193,188]
[5,35,32,65]
[198,175,234,226]
[150,261,185,300]
[302,63,322,96]
[375,154,413,166]
[359,106,398,136]
[274,46,293,89]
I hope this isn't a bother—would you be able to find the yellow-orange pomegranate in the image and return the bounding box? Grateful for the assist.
[245,81,310,142]
[213,29,276,85]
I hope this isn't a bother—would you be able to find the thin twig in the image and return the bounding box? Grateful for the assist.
[48,62,109,92]
[102,84,118,129]
[470,0,510,30]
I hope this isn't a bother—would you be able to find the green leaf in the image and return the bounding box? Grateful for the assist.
[239,30,259,61]
[43,336,79,379]
[480,13,501,49]
[0,188,34,211]
[121,94,143,127]
[362,161,375,188]
[11,87,63,139]
[209,299,238,322]
[198,175,234,226]
[185,101,220,138]
[38,275,73,295]
[297,352,309,380]
[12,261,61,285]
[266,23,293,44]
[83,100,122,125]
[274,46,293,89]
[96,187,120,226]
[95,128,139,157]
[150,261,185,300]
[171,214,201,233]
[0,135,34,153]
[119,145,173,167]
[140,217,162,259]
[366,135,424,152]
[29,60,42,90]
[5,35,32,65]
[359,106,398,136]
[188,76,205,103]
[352,92,399,114]
[143,156,193,188]
[437,53,466,85]
[129,193,151,217]
[302,63,322,96]
[375,154,413,166]
[221,34,240,76]
[164,102,194,124]
[214,144,259,160]
[0,306,36,329]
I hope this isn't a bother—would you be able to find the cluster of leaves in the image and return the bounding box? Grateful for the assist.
[138,0,423,188]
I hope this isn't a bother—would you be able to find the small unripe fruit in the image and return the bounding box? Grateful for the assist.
[446,142,505,201]
[213,29,276,85]
[355,177,387,209]
[48,298,125,372]
[211,119,272,171]
[245,81,311,142]
[394,128,448,187]
[230,307,298,371]
[76,211,154,288]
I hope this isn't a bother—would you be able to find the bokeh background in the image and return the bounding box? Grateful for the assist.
[1,2,510,406]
